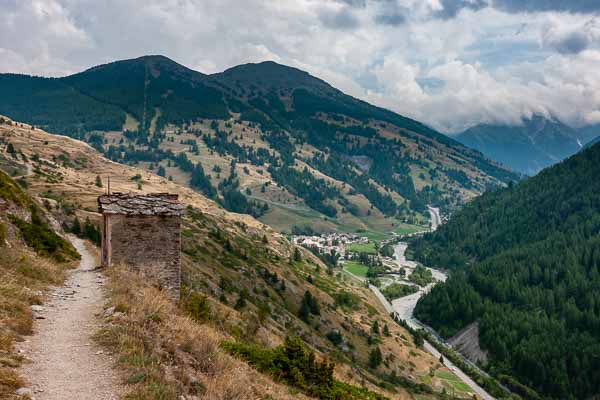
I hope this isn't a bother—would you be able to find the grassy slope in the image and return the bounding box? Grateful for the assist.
[0,117,476,399]
[0,170,78,397]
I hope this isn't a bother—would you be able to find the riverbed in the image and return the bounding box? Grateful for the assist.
[389,242,447,328]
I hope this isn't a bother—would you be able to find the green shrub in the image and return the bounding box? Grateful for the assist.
[381,283,418,301]
[223,336,387,400]
[326,330,343,346]
[9,210,79,262]
[68,216,101,246]
[82,217,101,246]
[334,290,361,310]
[408,265,434,286]
[0,170,28,206]
[181,291,210,322]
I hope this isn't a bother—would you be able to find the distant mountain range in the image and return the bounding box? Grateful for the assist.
[579,125,600,146]
[585,135,600,149]
[455,115,599,175]
[0,55,517,235]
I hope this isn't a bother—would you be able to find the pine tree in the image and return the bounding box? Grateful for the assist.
[371,320,380,335]
[299,296,311,322]
[383,324,390,337]
[308,292,320,315]
[83,218,101,246]
[7,143,16,158]
[95,175,103,187]
[234,294,246,310]
[71,217,81,236]
[368,347,383,369]
[293,247,302,262]
[299,291,320,322]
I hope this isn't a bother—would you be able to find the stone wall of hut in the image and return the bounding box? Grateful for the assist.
[106,214,181,299]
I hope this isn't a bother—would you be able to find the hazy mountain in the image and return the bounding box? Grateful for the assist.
[579,124,600,145]
[0,55,517,235]
[456,115,588,175]
[585,135,600,148]
[412,140,600,399]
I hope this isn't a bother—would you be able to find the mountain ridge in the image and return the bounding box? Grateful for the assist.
[0,55,518,235]
[455,115,595,175]
[585,135,600,148]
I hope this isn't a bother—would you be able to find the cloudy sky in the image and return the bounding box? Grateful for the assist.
[1,0,599,133]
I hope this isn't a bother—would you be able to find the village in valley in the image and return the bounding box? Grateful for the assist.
[291,224,446,316]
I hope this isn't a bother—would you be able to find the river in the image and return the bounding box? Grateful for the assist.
[368,211,495,400]
[389,242,446,329]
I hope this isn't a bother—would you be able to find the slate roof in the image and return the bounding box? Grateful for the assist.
[98,193,183,216]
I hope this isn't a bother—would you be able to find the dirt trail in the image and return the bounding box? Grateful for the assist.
[16,237,124,400]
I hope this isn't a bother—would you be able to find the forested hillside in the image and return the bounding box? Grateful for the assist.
[0,169,81,396]
[0,55,517,236]
[412,142,600,399]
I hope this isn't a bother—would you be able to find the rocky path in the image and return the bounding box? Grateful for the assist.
[16,237,123,400]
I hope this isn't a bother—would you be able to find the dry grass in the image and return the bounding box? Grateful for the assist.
[97,267,309,400]
[0,245,75,397]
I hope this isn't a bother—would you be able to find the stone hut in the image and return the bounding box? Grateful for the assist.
[98,192,183,299]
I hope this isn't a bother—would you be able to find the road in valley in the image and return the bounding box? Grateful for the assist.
[371,279,493,400]
[368,208,495,400]
[428,206,442,231]
[422,341,494,400]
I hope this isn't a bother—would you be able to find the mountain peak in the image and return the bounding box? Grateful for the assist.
[134,54,174,62]
[214,60,331,92]
[75,54,205,80]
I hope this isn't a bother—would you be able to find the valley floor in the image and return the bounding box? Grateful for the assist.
[365,241,494,400]
[16,237,124,399]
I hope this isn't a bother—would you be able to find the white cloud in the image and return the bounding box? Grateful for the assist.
[0,0,90,75]
[0,0,599,132]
